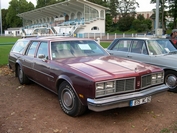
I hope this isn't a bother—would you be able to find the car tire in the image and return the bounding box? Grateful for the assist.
[17,65,30,85]
[58,81,87,116]
[165,70,177,92]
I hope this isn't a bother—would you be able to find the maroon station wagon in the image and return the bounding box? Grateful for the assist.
[8,36,168,116]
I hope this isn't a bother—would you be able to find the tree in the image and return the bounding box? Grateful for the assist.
[117,0,139,17]
[87,0,108,7]
[6,0,34,28]
[109,0,119,22]
[106,14,113,32]
[137,14,145,21]
[118,15,135,31]
[132,19,142,32]
[132,14,152,32]
[143,19,152,30]
[2,9,9,33]
[36,0,63,8]
[150,0,168,32]
[168,0,177,28]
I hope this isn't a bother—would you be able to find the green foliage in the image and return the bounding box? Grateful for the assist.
[87,0,108,7]
[167,22,174,29]
[109,0,119,19]
[143,19,152,30]
[132,19,141,32]
[2,9,9,33]
[36,0,65,8]
[6,0,35,27]
[106,14,114,32]
[137,14,145,21]
[118,16,135,32]
[132,15,152,32]
[168,0,177,28]
[117,0,139,17]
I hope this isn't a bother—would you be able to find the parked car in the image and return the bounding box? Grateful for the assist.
[106,37,177,92]
[8,36,168,116]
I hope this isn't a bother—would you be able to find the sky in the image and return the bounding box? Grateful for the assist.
[1,0,156,12]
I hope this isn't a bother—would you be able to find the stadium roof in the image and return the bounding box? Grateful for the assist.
[17,0,109,20]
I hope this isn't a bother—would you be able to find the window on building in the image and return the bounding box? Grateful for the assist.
[91,26,99,30]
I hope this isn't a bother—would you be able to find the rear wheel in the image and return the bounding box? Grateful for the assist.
[17,65,30,85]
[165,70,177,92]
[58,81,87,116]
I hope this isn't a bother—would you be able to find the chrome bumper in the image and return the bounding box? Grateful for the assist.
[87,84,168,112]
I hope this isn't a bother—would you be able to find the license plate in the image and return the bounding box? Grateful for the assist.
[130,96,151,106]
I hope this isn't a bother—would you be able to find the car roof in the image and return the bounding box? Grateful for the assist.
[115,37,168,41]
[19,36,93,42]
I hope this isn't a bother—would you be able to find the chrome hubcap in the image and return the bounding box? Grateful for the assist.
[62,89,74,110]
[166,75,177,88]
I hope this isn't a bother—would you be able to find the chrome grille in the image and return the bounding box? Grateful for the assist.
[116,78,135,92]
[142,74,151,88]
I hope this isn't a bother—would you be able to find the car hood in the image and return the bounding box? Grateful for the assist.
[55,56,161,80]
[151,54,177,69]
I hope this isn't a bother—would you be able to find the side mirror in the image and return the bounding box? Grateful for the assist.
[38,54,45,59]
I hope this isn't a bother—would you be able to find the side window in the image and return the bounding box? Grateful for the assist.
[131,40,148,54]
[51,42,73,58]
[112,40,131,52]
[26,42,39,57]
[11,40,29,54]
[37,42,48,58]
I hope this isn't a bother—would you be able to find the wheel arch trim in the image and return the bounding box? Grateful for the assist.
[56,75,84,105]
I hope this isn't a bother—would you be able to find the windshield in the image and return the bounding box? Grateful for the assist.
[51,40,108,59]
[147,40,177,55]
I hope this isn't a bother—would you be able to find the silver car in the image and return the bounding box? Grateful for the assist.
[106,37,177,92]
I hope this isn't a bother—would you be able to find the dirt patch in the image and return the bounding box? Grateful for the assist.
[0,66,177,133]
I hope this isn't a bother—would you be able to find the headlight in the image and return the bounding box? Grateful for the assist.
[96,83,104,90]
[157,73,163,79]
[151,72,164,84]
[96,81,116,97]
[152,74,157,80]
[105,81,114,89]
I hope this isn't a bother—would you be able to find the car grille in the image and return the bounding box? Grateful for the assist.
[116,78,135,92]
[142,74,151,88]
[141,72,164,88]
[95,72,163,97]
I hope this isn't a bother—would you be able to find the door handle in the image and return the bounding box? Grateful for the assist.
[127,55,132,58]
[109,53,113,55]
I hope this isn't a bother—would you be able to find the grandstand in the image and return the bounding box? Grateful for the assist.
[9,0,108,37]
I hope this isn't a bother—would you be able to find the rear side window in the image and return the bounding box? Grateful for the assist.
[112,40,131,52]
[11,40,29,54]
[37,42,48,58]
[131,40,148,54]
[26,42,39,57]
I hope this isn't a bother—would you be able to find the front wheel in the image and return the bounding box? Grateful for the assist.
[165,70,177,92]
[58,81,87,116]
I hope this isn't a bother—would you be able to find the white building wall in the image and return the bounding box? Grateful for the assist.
[78,20,105,33]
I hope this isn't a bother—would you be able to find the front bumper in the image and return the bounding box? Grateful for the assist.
[87,84,168,112]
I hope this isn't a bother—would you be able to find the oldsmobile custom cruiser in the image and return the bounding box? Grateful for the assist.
[8,36,168,116]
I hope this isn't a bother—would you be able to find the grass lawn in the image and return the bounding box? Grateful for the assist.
[0,45,13,66]
[0,36,111,66]
[0,36,19,44]
[0,36,19,66]
[100,41,111,48]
